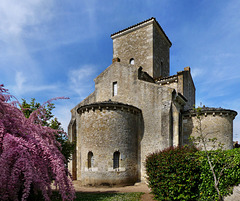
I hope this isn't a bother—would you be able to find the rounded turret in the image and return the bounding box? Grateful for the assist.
[182,107,237,150]
[76,101,142,186]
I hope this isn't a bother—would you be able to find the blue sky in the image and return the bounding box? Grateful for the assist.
[1,0,240,141]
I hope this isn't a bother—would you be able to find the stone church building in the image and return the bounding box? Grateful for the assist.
[68,18,237,186]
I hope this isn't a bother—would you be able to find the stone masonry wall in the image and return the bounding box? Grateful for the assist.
[153,22,170,78]
[182,109,237,150]
[77,103,141,186]
[68,92,97,178]
[112,23,153,77]
[94,62,174,180]
[179,67,195,110]
[112,20,171,79]
[156,67,195,111]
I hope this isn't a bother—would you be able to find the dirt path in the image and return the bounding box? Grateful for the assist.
[73,181,154,201]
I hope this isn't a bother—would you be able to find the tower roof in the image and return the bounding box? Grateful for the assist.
[111,17,172,46]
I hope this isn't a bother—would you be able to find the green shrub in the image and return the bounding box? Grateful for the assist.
[146,146,200,201]
[197,148,240,201]
[146,147,240,201]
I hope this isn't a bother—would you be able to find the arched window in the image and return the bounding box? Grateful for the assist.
[113,151,120,169]
[88,151,93,168]
[113,81,117,96]
[129,58,135,65]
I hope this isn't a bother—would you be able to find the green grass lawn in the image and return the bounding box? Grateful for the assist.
[51,192,144,201]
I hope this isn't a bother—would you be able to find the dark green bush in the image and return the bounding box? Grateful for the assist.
[146,146,200,200]
[146,147,240,201]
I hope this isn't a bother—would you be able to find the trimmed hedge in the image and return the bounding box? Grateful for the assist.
[146,146,200,200]
[146,147,240,201]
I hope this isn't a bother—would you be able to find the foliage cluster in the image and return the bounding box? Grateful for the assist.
[146,146,200,201]
[197,148,240,200]
[0,85,75,200]
[21,98,75,163]
[146,146,240,201]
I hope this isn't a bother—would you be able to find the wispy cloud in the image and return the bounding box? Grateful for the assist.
[9,70,58,98]
[11,82,58,98]
[15,72,26,91]
[68,65,97,99]
[191,67,206,79]
[0,0,57,97]
[0,0,53,39]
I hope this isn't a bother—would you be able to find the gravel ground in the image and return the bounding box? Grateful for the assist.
[72,181,154,201]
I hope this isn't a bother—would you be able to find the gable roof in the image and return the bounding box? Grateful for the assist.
[111,17,172,46]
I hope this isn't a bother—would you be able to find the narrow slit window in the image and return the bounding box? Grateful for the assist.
[88,151,93,168]
[113,151,120,169]
[113,82,117,96]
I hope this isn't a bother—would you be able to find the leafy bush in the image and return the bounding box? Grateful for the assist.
[146,147,240,201]
[197,148,240,200]
[146,146,200,200]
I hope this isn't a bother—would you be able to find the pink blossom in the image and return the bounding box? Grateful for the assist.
[0,85,75,201]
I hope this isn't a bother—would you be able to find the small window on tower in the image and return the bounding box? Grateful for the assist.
[113,81,117,96]
[88,151,93,169]
[129,58,135,65]
[113,151,120,169]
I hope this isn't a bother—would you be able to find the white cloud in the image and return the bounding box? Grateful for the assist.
[0,0,54,66]
[69,68,96,84]
[10,70,58,97]
[68,65,97,99]
[191,67,206,79]
[0,0,53,38]
[15,71,26,91]
[0,0,57,99]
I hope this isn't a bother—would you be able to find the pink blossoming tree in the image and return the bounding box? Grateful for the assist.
[0,85,75,201]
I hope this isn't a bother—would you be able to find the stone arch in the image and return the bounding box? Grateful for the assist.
[129,58,135,65]
[88,151,94,168]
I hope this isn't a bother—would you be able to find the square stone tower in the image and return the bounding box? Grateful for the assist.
[111,17,172,79]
